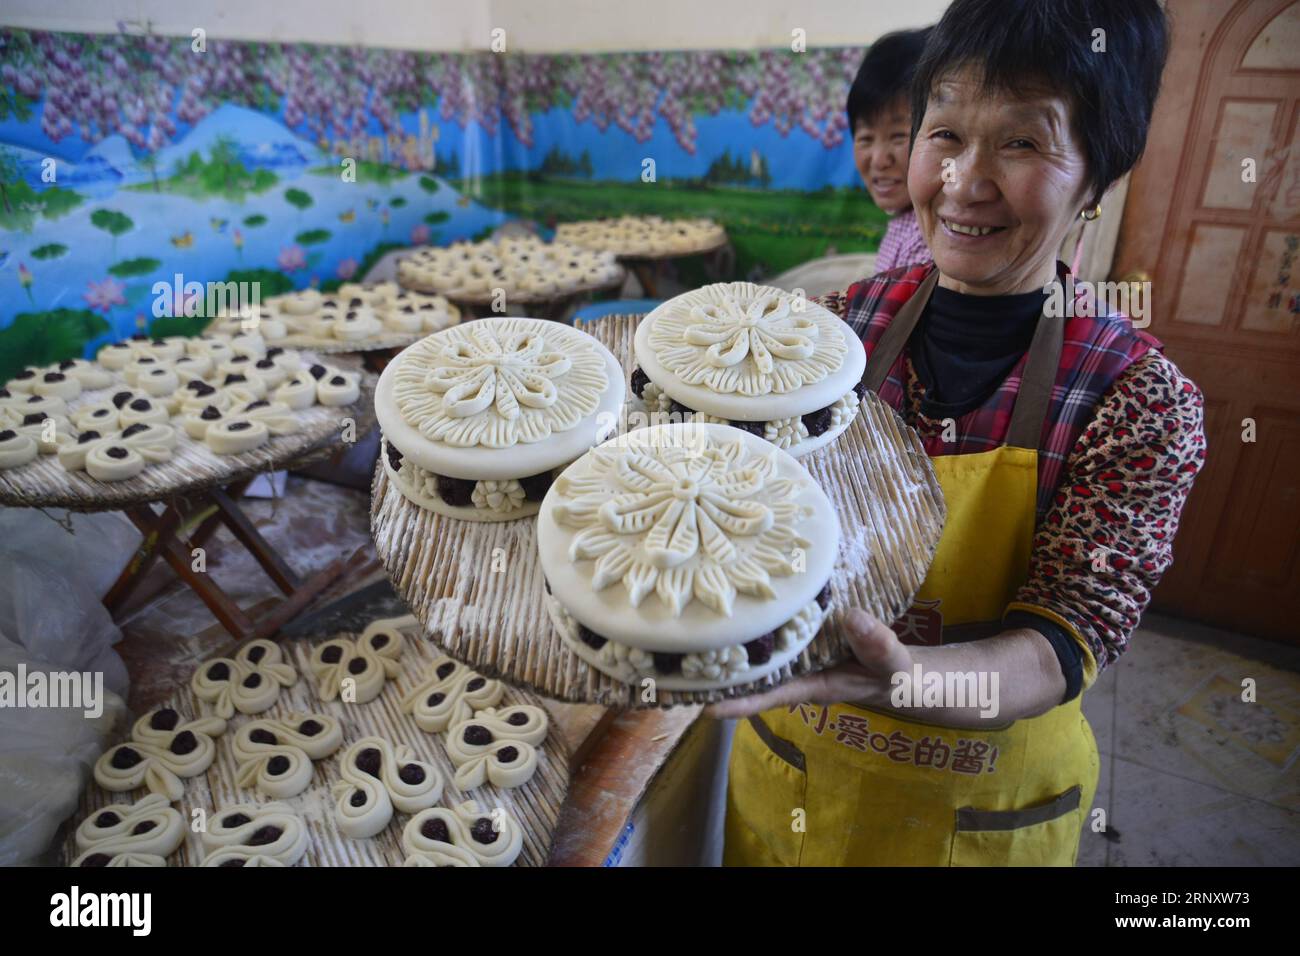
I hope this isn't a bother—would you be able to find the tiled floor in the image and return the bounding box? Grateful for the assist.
[96,474,1300,866]
[1078,614,1300,866]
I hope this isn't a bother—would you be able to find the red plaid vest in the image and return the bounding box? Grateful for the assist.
[843,261,1160,519]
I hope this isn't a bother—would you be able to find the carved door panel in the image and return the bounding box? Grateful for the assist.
[1112,0,1300,642]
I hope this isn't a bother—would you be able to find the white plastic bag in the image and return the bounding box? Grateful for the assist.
[0,507,136,864]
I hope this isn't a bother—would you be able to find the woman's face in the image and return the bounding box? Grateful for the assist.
[853,99,913,214]
[908,67,1094,296]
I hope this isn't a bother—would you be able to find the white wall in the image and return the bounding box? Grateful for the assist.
[1,0,948,51]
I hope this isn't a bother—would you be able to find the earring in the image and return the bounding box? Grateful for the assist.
[1081,204,1102,221]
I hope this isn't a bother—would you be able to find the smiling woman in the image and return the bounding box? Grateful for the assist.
[720,0,1208,868]
[847,28,933,272]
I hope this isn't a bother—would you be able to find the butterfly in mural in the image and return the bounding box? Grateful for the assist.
[210,217,228,233]
[456,195,471,207]
[170,232,194,249]
[338,209,355,223]
[366,199,379,211]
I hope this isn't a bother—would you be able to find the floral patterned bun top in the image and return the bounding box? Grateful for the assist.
[374,317,625,522]
[631,282,867,457]
[536,421,839,691]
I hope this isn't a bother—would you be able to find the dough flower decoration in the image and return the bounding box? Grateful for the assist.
[331,736,444,839]
[764,415,809,448]
[309,616,409,704]
[681,645,751,682]
[391,318,608,448]
[200,802,310,867]
[552,435,810,616]
[231,713,344,798]
[425,325,570,420]
[72,794,185,867]
[685,287,818,370]
[444,705,549,790]
[471,479,525,514]
[400,654,505,733]
[647,282,848,395]
[191,639,298,719]
[401,801,525,867]
[93,708,227,802]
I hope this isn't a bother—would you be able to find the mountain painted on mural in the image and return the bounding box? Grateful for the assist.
[6,105,324,193]
[0,100,506,379]
[151,104,324,173]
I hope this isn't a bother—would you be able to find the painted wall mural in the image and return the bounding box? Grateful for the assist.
[0,28,886,377]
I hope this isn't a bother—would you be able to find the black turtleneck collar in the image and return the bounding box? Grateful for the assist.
[910,283,1048,420]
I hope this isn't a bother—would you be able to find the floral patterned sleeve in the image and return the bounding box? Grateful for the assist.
[1008,350,1207,685]
[812,291,849,319]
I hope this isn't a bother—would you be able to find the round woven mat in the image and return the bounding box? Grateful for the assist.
[396,272,626,310]
[62,623,568,867]
[370,314,946,707]
[613,234,729,263]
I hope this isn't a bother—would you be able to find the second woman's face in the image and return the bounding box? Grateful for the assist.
[853,99,913,214]
[908,67,1094,296]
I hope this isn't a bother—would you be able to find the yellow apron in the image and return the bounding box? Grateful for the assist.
[725,270,1098,866]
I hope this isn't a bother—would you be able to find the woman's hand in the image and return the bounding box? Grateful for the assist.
[704,609,912,719]
[705,612,1070,727]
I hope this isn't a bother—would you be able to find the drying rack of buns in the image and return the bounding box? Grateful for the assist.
[206,281,462,354]
[0,329,373,511]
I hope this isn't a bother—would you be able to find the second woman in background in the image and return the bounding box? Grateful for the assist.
[848,27,934,272]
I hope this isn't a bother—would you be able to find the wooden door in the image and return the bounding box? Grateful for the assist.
[1111,0,1300,643]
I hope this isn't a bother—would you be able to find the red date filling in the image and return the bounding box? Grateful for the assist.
[629,364,864,438]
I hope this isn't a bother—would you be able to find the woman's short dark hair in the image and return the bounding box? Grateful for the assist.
[846,28,934,132]
[909,0,1169,207]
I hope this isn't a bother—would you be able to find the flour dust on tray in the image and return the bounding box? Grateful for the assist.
[536,421,839,692]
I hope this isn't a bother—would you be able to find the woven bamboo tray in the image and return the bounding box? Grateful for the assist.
[371,314,947,708]
[612,234,729,263]
[397,270,627,309]
[0,369,376,513]
[270,331,427,354]
[62,620,568,866]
